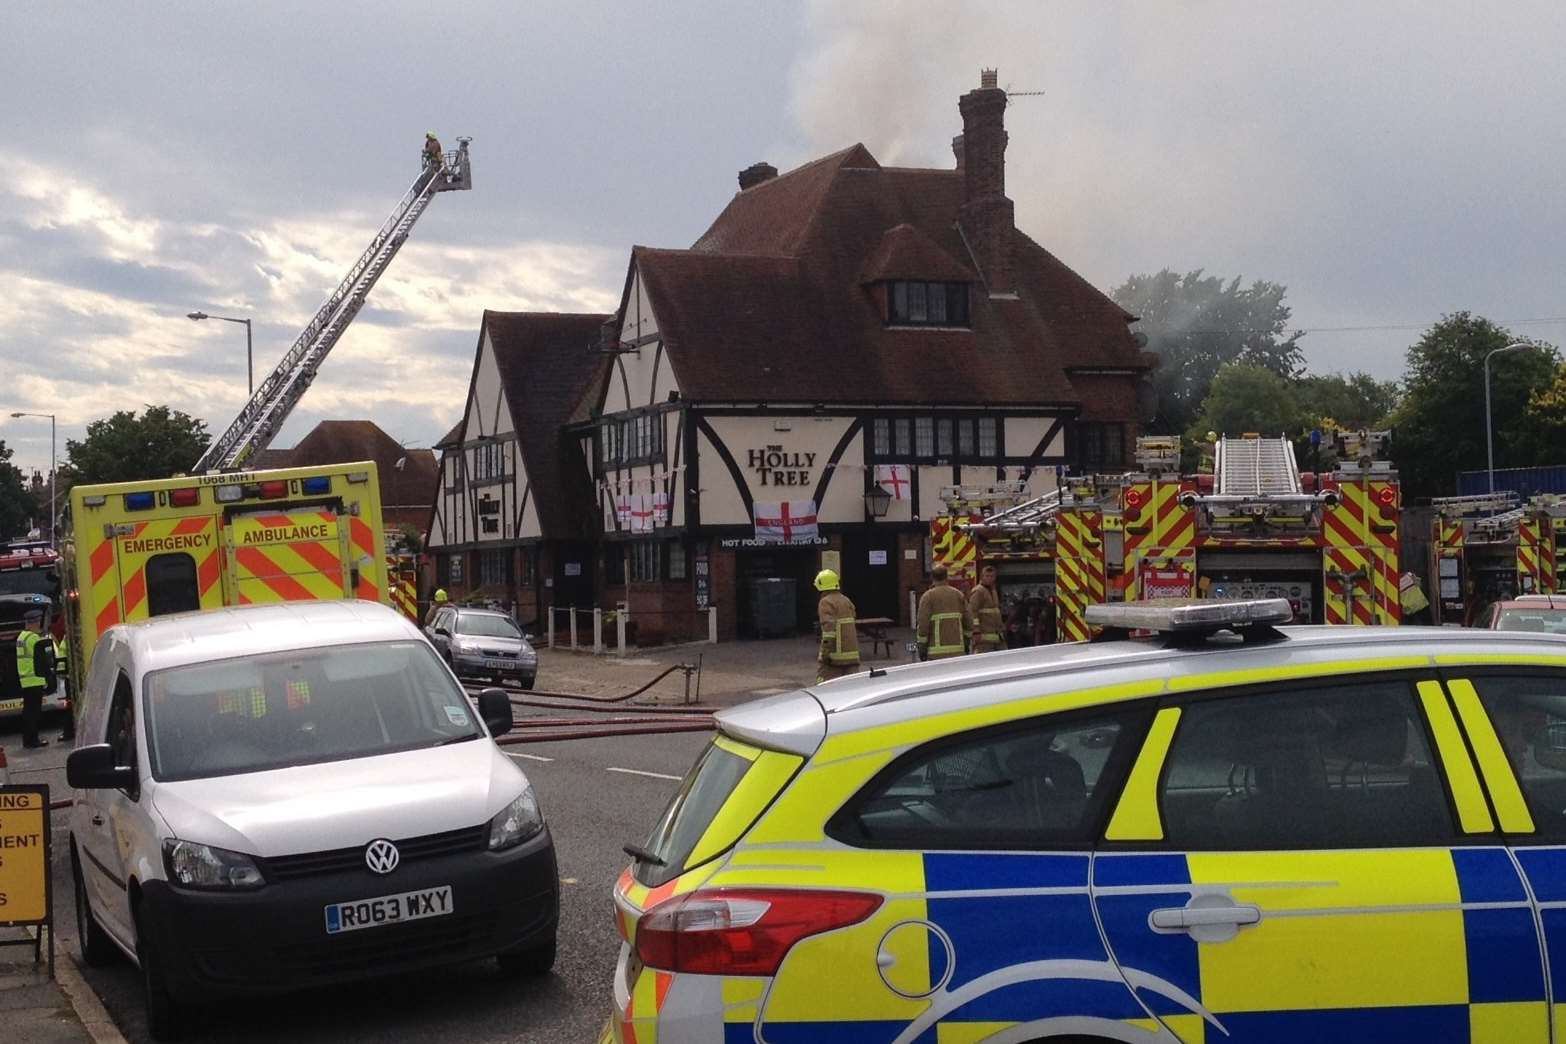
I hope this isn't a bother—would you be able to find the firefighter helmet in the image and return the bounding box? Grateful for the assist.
[814,569,840,592]
[433,588,449,603]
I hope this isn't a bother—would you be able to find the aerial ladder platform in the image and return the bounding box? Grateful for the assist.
[193,139,473,473]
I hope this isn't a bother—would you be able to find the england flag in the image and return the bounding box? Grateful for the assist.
[754,500,819,544]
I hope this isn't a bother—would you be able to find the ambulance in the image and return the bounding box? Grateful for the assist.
[62,462,391,686]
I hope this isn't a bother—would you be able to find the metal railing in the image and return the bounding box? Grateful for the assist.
[546,604,718,654]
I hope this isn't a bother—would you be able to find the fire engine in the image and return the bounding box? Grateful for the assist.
[1428,491,1566,625]
[936,431,1403,641]
[0,540,67,718]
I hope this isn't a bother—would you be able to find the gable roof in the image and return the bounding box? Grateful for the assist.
[629,144,1146,406]
[276,420,439,508]
[479,311,612,538]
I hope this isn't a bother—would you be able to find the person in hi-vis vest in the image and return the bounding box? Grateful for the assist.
[814,569,861,683]
[917,565,970,660]
[968,565,1006,654]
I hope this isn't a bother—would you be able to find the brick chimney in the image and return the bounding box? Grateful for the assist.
[951,134,965,172]
[958,68,1015,295]
[738,162,778,191]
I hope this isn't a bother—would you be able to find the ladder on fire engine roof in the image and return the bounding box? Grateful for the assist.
[974,488,1063,531]
[192,139,473,474]
[1214,435,1302,497]
[1431,491,1520,518]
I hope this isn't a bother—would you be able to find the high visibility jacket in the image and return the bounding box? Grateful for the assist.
[917,583,970,659]
[968,583,1005,648]
[818,592,861,668]
[16,630,51,690]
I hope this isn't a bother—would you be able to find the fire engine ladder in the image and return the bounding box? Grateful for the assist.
[1214,435,1302,497]
[972,488,1064,532]
[193,139,474,473]
[1431,492,1518,519]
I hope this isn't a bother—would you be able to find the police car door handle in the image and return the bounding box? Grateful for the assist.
[1149,903,1261,931]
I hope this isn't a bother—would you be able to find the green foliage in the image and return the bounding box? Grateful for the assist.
[1112,269,1305,435]
[1389,313,1559,497]
[1526,365,1566,442]
[63,406,211,485]
[1295,372,1400,431]
[1187,364,1311,442]
[0,439,39,541]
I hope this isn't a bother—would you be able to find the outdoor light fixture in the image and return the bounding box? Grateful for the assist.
[865,484,893,519]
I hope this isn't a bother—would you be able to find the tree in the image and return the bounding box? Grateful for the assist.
[63,406,211,485]
[1187,363,1311,445]
[1524,364,1566,455]
[1295,372,1401,432]
[0,440,38,541]
[1112,269,1306,435]
[1389,313,1559,497]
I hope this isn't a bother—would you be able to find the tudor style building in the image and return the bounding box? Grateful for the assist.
[429,70,1153,640]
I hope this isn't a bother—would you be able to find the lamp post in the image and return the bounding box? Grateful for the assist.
[9,411,56,547]
[187,311,254,396]
[864,484,893,520]
[1484,341,1536,494]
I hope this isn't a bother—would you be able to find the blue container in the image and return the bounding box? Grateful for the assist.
[1457,465,1566,499]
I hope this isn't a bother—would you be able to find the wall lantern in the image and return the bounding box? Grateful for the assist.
[864,484,893,519]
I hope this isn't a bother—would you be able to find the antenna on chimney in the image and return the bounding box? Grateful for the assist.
[1004,85,1046,107]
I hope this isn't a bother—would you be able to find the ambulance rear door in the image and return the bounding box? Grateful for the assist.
[227,508,351,605]
[109,514,225,624]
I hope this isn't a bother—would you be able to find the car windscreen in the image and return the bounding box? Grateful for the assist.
[1497,608,1566,635]
[456,614,522,639]
[0,570,58,598]
[143,640,483,781]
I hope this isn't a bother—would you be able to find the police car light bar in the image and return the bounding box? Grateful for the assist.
[1085,598,1295,634]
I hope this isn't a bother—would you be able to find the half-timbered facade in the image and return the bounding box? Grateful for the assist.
[427,312,609,622]
[432,70,1153,641]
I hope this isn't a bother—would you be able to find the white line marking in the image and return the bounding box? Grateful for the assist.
[507,752,554,762]
[607,766,682,781]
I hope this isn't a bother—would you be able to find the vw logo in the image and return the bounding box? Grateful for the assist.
[365,839,400,875]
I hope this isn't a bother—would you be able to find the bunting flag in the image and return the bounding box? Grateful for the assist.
[875,464,911,500]
[629,494,656,534]
[652,491,670,525]
[614,495,632,527]
[754,500,819,544]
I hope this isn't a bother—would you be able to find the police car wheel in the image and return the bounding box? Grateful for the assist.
[134,905,182,1040]
[71,848,115,967]
[496,935,556,977]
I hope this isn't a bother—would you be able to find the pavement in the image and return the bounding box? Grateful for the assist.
[0,631,915,1042]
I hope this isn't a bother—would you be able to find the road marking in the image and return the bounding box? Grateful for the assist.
[607,766,683,781]
[507,752,554,762]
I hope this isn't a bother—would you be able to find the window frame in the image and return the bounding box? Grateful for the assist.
[825,702,1156,852]
[1103,671,1477,854]
[863,412,1006,466]
[887,280,971,328]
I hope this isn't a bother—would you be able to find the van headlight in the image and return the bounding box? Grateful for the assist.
[163,839,266,890]
[488,785,543,850]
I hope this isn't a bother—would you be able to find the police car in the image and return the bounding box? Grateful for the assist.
[606,598,1566,1043]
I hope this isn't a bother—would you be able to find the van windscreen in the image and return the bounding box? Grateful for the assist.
[143,640,482,781]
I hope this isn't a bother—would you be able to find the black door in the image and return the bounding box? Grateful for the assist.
[553,542,595,609]
[840,528,900,622]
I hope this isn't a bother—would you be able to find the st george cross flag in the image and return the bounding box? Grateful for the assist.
[875,464,910,501]
[629,494,656,534]
[614,495,632,527]
[652,491,670,526]
[754,500,819,544]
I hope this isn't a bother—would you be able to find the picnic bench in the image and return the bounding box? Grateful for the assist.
[857,617,896,659]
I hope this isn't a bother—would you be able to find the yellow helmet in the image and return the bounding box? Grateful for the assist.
[434,588,449,603]
[814,569,840,592]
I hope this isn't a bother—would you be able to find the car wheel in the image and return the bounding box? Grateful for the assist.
[134,904,182,1041]
[496,935,556,977]
[71,848,115,967]
[515,674,536,690]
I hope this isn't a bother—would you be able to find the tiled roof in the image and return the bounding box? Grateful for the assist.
[480,311,612,539]
[631,144,1146,406]
[274,420,439,510]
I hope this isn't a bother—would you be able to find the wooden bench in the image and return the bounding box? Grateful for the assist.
[857,617,896,659]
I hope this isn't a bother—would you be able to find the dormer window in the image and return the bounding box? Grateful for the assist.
[889,281,969,327]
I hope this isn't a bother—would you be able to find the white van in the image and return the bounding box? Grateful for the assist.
[67,601,558,1039]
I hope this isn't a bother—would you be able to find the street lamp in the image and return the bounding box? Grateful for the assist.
[8,411,56,547]
[1484,341,1537,493]
[187,311,254,397]
[864,484,893,519]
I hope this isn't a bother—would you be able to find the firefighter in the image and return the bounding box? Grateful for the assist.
[423,132,444,169]
[16,607,56,749]
[968,564,1006,654]
[916,565,970,661]
[813,569,861,683]
[425,587,449,626]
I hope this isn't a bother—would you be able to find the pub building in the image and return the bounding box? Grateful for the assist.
[427,70,1152,641]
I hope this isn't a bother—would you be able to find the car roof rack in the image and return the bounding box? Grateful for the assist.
[1086,598,1294,646]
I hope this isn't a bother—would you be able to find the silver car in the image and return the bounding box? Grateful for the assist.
[426,606,537,689]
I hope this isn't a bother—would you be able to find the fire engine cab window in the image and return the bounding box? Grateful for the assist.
[1159,681,1453,850]
[145,553,200,617]
[832,709,1146,849]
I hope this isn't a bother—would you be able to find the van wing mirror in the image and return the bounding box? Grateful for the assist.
[66,744,137,791]
[433,626,451,638]
[477,688,512,737]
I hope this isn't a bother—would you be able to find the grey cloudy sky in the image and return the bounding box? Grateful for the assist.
[5,2,1564,475]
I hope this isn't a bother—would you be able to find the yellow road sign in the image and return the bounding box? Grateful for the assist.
[0,787,50,925]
